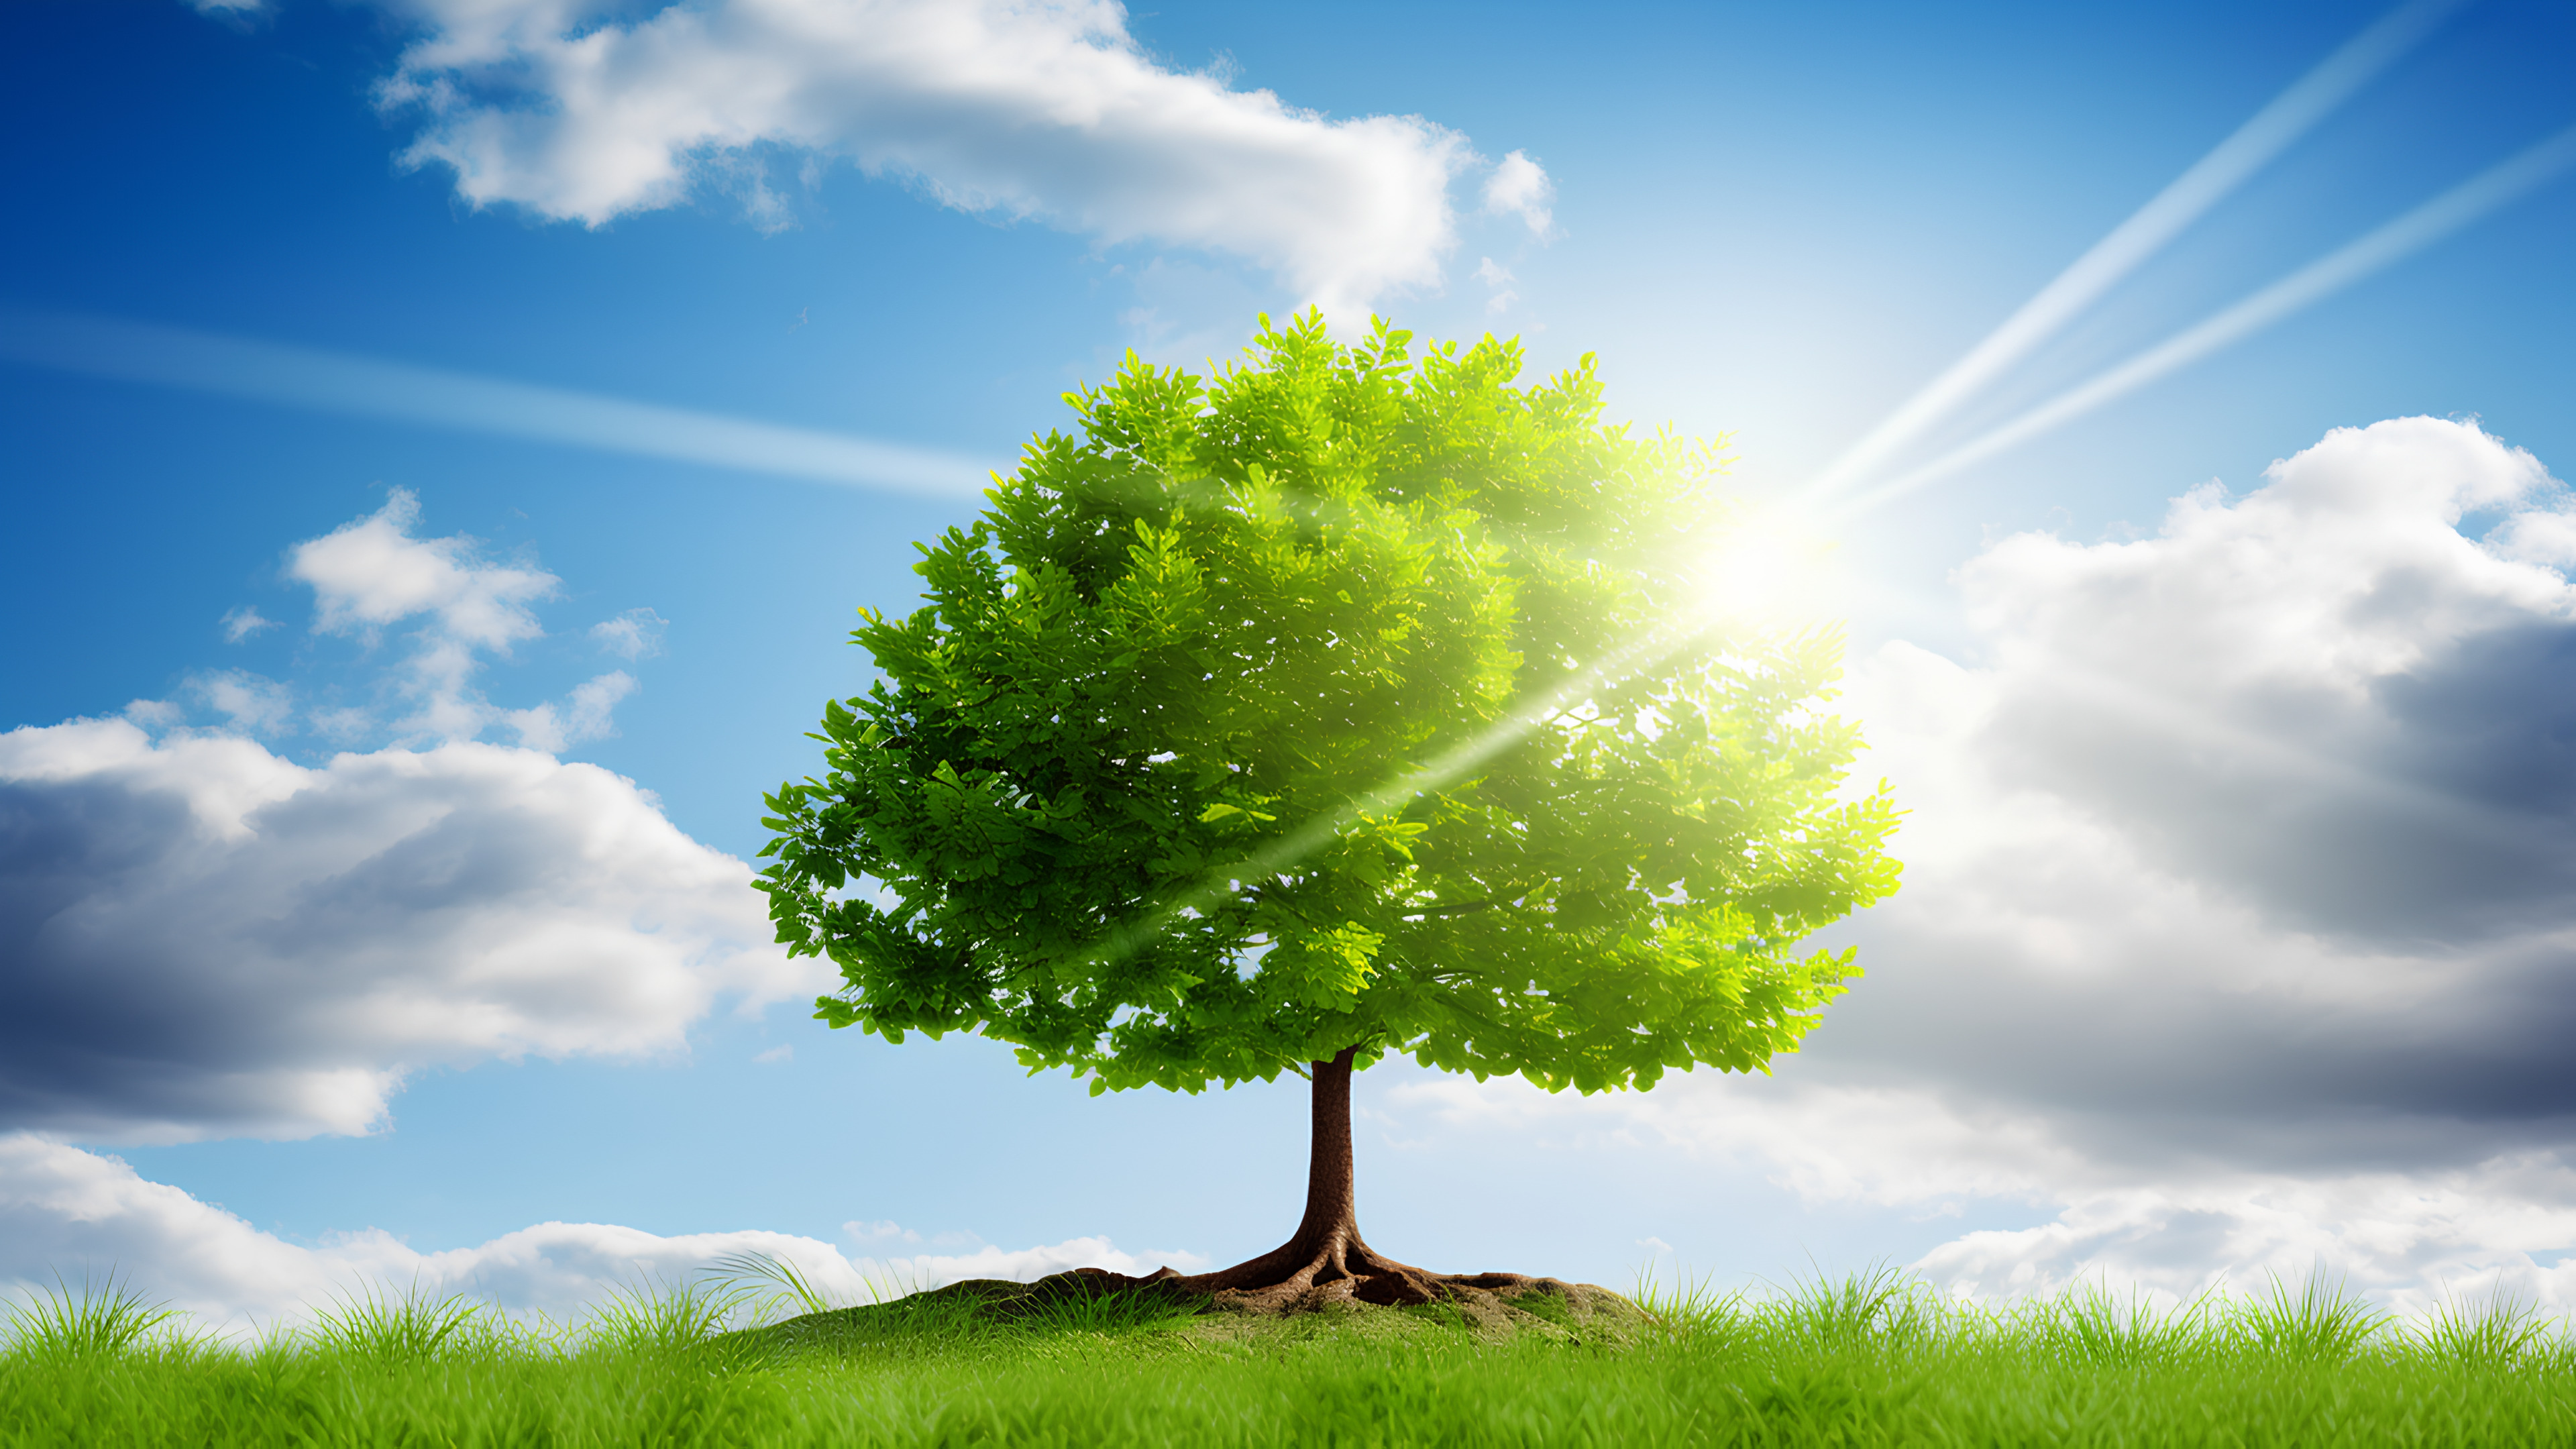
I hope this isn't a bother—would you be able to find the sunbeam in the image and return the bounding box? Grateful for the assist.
[1797,0,2468,506]
[1093,609,1727,973]
[1836,120,2576,518]
[0,310,994,498]
[1083,11,2563,983]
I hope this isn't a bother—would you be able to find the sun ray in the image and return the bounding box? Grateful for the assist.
[1835,121,2576,520]
[1085,8,2557,975]
[1798,0,2467,506]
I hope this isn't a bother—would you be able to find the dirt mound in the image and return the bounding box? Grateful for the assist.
[747,1267,1648,1355]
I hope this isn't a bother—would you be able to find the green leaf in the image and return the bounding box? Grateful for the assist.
[753,306,1900,1097]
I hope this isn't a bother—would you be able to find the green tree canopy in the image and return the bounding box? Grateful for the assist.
[759,311,1900,1106]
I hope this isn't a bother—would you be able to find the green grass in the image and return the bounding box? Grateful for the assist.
[4,1263,2573,1446]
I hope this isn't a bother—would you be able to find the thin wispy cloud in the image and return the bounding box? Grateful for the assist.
[590,608,669,661]
[506,669,638,754]
[186,668,297,737]
[0,311,991,497]
[1801,0,2469,504]
[218,606,278,643]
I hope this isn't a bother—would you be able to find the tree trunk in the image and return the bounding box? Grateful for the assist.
[1053,1045,1565,1316]
[1285,1044,1360,1267]
[1159,1045,1451,1308]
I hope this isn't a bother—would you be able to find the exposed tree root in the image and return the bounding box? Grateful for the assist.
[1060,1258,1581,1318]
[1038,1045,1603,1320]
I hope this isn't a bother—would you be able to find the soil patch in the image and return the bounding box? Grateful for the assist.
[741,1268,1649,1356]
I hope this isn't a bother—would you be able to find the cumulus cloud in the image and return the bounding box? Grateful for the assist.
[288,488,560,743]
[1387,417,2576,1307]
[1819,417,2576,1298]
[1391,1068,2576,1316]
[0,1136,1201,1333]
[293,489,554,651]
[0,491,744,1144]
[1827,418,2576,1168]
[1481,150,1554,235]
[0,717,812,1142]
[371,0,1493,314]
[220,488,651,751]
[1911,1162,2576,1313]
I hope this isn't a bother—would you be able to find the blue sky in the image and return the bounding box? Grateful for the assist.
[5,0,2575,1326]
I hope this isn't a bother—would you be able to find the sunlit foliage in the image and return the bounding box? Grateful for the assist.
[758,311,1902,1094]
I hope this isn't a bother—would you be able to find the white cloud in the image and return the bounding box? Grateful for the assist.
[1481,150,1554,235]
[186,669,295,736]
[0,1135,1201,1334]
[0,716,814,1142]
[308,706,376,743]
[851,1234,1201,1294]
[289,488,561,743]
[219,606,277,643]
[1903,415,2576,949]
[565,670,636,737]
[505,670,637,753]
[1473,256,1517,316]
[373,0,1485,315]
[1391,1066,2576,1317]
[1912,1163,2576,1316]
[0,493,730,1145]
[845,1220,922,1246]
[589,607,667,661]
[753,1044,793,1065]
[268,489,643,751]
[123,698,186,730]
[1385,417,2576,1308]
[293,489,554,652]
[1809,417,2576,1297]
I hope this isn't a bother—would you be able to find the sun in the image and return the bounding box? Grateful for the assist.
[1688,504,1841,629]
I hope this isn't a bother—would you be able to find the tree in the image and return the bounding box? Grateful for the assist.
[757,311,1902,1311]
